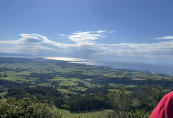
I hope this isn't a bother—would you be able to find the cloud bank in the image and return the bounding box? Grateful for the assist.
[0,32,173,64]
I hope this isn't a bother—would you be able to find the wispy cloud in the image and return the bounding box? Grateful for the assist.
[18,34,64,47]
[109,30,117,34]
[0,33,173,63]
[96,30,106,33]
[0,34,70,55]
[0,34,70,48]
[155,36,173,40]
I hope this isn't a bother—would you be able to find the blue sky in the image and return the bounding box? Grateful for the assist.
[0,0,173,65]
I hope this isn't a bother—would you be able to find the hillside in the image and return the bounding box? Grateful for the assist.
[0,57,172,118]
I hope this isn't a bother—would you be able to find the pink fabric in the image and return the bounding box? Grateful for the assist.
[150,91,173,118]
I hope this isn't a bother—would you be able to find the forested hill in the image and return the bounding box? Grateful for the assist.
[0,57,172,118]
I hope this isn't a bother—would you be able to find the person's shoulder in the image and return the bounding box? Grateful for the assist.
[162,91,173,101]
[165,91,173,97]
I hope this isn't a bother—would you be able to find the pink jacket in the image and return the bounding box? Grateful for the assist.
[150,91,173,118]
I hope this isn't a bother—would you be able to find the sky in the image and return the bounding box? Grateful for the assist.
[0,0,173,65]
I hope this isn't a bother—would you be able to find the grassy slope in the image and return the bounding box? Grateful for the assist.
[59,109,111,118]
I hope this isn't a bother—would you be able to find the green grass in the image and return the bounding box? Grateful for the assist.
[58,109,110,118]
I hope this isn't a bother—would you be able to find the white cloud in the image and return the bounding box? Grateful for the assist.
[0,34,71,55]
[0,34,70,48]
[68,31,103,45]
[96,30,105,33]
[19,34,64,47]
[155,36,173,40]
[19,34,45,43]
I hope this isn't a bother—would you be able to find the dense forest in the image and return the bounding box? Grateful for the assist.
[0,57,172,118]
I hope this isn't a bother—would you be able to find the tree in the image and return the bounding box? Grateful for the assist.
[0,96,61,118]
[107,87,130,111]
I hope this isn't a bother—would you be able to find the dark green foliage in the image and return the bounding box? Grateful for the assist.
[107,111,149,118]
[106,87,131,111]
[2,74,7,77]
[69,94,108,112]
[0,96,61,118]
[7,86,64,108]
[133,85,164,110]
[106,86,165,118]
[5,85,165,114]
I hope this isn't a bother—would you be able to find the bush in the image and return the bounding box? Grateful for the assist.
[0,96,61,118]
